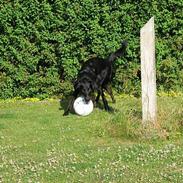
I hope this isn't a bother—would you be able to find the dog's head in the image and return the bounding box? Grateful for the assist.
[74,78,94,103]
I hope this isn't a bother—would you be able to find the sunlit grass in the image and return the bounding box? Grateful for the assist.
[0,95,183,182]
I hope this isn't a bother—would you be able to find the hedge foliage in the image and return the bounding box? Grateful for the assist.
[0,0,182,98]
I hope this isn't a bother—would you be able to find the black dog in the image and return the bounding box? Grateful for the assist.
[63,41,127,115]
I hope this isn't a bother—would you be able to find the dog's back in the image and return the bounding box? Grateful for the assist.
[79,40,128,87]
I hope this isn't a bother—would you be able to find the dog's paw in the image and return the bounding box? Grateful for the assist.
[63,111,69,116]
[108,107,115,113]
[104,105,113,112]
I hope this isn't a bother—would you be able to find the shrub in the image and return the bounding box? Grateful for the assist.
[0,0,182,98]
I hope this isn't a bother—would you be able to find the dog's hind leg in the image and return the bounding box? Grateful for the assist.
[96,84,115,104]
[105,84,116,103]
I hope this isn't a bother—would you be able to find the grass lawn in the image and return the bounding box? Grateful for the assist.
[0,95,183,182]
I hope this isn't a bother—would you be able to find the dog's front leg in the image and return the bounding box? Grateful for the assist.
[95,91,101,104]
[101,89,110,111]
[63,91,78,116]
[90,94,97,107]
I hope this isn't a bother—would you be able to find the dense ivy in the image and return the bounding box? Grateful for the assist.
[0,0,182,98]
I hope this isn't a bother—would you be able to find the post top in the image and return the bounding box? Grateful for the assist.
[140,17,154,33]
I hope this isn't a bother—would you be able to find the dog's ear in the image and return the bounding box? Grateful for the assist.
[74,80,81,90]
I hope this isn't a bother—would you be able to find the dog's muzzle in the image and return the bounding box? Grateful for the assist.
[84,96,90,103]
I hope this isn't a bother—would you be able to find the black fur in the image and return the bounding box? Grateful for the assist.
[63,41,127,115]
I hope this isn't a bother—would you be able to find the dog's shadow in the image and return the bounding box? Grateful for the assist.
[59,96,118,115]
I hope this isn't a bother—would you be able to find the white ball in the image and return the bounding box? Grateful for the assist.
[73,96,93,116]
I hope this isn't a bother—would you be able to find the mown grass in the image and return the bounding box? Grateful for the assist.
[0,95,183,183]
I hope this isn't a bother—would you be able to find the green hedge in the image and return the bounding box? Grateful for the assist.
[0,0,182,99]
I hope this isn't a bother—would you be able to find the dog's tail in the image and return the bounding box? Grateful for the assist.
[107,40,128,63]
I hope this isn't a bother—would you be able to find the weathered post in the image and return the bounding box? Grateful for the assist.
[140,17,157,124]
